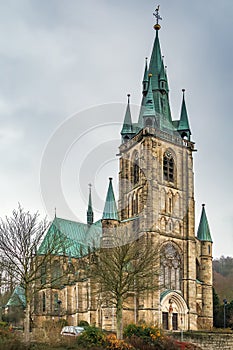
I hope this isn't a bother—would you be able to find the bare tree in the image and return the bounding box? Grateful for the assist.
[91,228,159,339]
[0,204,70,345]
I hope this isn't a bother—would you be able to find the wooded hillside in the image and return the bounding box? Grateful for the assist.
[213,256,233,301]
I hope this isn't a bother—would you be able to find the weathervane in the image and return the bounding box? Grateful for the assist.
[153,5,162,30]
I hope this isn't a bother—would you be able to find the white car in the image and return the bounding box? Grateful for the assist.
[61,326,84,337]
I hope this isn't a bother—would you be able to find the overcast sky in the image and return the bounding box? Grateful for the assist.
[0,0,232,258]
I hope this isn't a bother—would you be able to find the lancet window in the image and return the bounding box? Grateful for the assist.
[160,242,182,291]
[132,152,139,185]
[163,151,174,182]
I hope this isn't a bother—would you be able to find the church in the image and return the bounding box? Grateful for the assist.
[34,9,213,332]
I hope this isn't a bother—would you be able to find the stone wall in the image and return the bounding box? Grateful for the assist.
[172,331,233,350]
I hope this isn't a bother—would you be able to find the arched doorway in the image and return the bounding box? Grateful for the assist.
[160,290,189,331]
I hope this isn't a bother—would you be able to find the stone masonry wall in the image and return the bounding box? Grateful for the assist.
[172,331,233,350]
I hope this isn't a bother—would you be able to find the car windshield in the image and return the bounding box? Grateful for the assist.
[61,326,84,335]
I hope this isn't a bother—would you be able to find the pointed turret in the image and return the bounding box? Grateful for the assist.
[142,74,157,128]
[197,204,212,242]
[142,57,149,95]
[102,178,119,221]
[87,184,94,225]
[178,89,191,140]
[121,94,134,142]
[159,59,168,93]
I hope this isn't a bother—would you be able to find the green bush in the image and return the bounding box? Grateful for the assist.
[77,326,106,347]
[78,320,89,327]
[0,321,8,328]
[124,324,199,350]
[124,323,162,342]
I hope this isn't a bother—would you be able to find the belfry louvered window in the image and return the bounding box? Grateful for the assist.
[163,151,174,182]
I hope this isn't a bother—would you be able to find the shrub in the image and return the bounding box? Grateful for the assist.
[106,333,134,350]
[0,321,8,328]
[34,319,69,345]
[124,323,162,343]
[77,326,106,347]
[78,320,90,327]
[124,324,198,350]
[0,328,24,350]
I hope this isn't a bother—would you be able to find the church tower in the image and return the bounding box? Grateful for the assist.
[118,8,213,330]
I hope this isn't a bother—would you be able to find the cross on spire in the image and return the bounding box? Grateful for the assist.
[153,5,162,31]
[153,5,162,26]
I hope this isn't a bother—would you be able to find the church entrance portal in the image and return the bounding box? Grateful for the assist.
[160,291,188,331]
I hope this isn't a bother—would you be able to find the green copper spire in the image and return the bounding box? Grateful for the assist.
[87,184,94,225]
[178,89,191,139]
[121,94,134,142]
[143,74,156,119]
[143,57,149,95]
[149,29,162,91]
[102,178,119,221]
[197,204,213,242]
[137,7,172,129]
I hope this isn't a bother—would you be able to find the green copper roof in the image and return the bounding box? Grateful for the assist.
[136,27,172,132]
[102,178,119,221]
[143,76,156,118]
[38,217,102,258]
[121,95,133,135]
[6,286,26,308]
[143,57,149,83]
[137,95,146,128]
[159,60,166,82]
[178,90,191,133]
[197,204,213,242]
[87,185,94,225]
[149,30,162,90]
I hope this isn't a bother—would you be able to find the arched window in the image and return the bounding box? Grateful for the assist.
[196,259,201,280]
[168,220,173,232]
[145,118,152,127]
[41,263,46,285]
[131,192,138,216]
[128,194,132,217]
[163,151,174,182]
[132,152,139,185]
[42,292,46,312]
[169,197,172,213]
[54,292,59,312]
[160,242,182,291]
[51,260,61,287]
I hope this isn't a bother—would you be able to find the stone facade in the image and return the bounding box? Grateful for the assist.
[33,12,213,332]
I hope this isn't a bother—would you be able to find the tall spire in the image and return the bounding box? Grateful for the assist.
[121,94,134,142]
[137,6,172,129]
[87,184,94,225]
[149,28,163,91]
[178,89,191,140]
[142,57,149,95]
[197,204,213,242]
[102,178,119,221]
